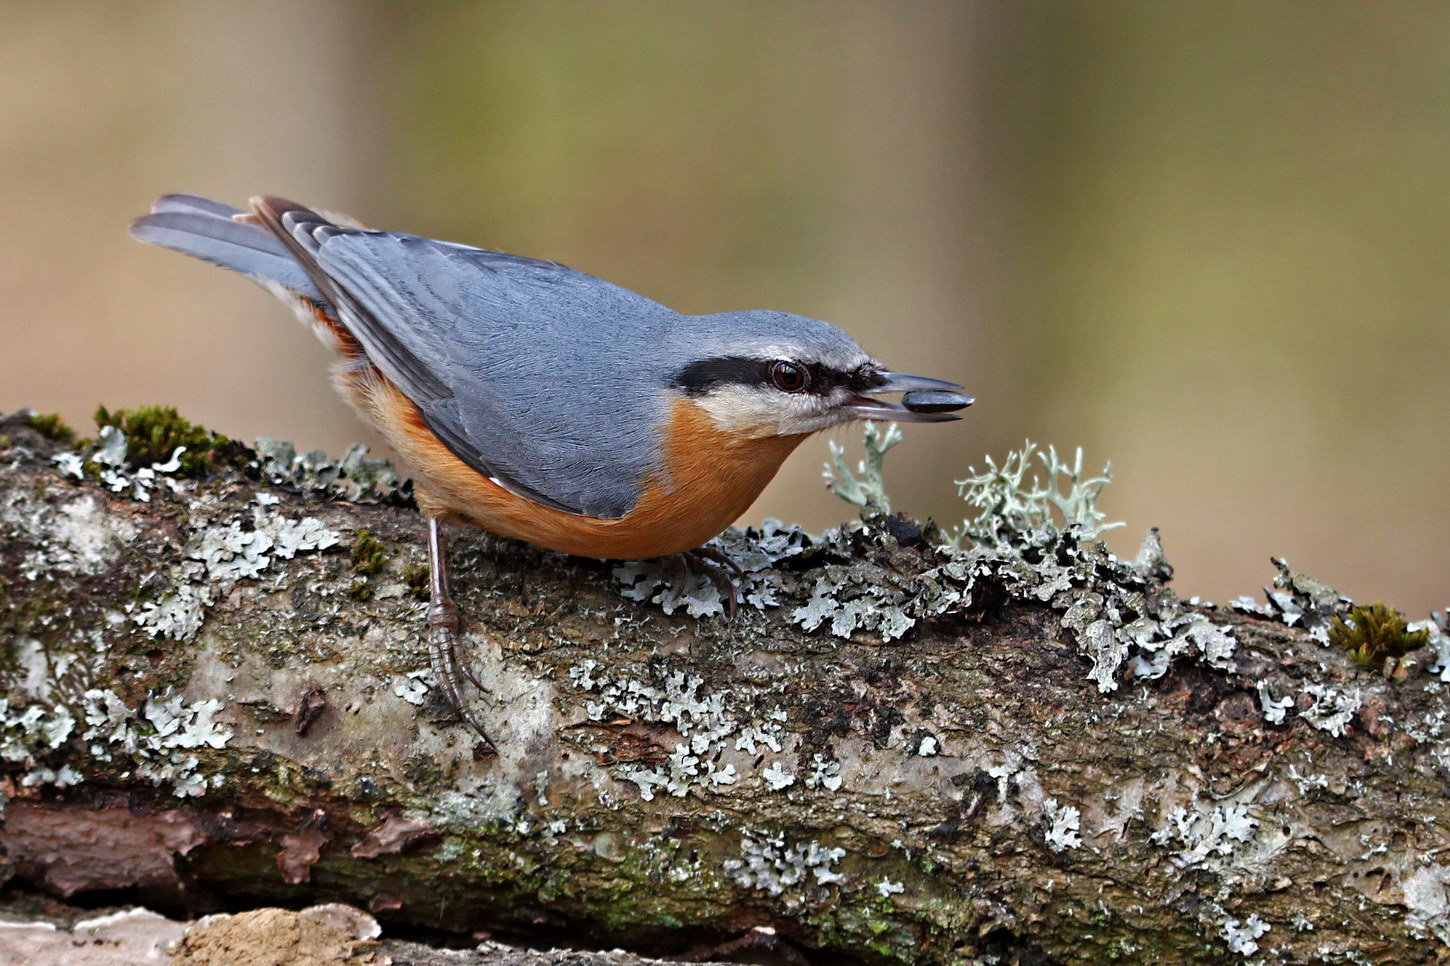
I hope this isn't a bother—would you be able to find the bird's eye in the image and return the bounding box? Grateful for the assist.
[769,360,809,393]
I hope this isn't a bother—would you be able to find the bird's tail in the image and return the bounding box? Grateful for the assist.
[129,194,323,303]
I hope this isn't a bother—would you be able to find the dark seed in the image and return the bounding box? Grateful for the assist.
[903,389,974,413]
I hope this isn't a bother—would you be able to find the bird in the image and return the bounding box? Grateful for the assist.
[130,194,973,753]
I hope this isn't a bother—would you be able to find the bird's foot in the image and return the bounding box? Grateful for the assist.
[678,545,744,619]
[426,517,497,755]
[426,596,497,755]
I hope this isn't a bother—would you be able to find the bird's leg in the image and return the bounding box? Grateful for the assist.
[679,545,745,618]
[426,517,497,754]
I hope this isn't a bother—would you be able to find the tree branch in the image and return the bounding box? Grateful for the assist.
[1,410,1448,964]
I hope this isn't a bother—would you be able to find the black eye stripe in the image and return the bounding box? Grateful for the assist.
[674,356,874,398]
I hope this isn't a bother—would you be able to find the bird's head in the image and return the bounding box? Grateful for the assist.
[670,310,973,439]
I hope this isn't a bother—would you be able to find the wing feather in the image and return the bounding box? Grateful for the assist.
[248,197,676,519]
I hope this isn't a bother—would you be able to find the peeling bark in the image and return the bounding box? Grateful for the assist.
[2,411,1449,965]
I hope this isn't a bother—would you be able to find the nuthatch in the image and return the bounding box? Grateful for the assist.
[131,194,973,752]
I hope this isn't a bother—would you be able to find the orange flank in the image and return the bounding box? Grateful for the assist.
[345,365,806,560]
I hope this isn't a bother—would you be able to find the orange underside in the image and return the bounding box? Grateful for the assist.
[336,358,805,560]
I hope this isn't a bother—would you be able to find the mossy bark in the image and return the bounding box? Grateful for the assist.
[1,411,1448,965]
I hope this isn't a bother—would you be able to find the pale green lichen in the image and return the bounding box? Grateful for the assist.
[1255,682,1294,725]
[1418,612,1450,682]
[823,422,902,515]
[617,433,1240,694]
[613,519,810,617]
[1297,683,1361,737]
[1219,914,1271,957]
[255,437,403,502]
[51,424,195,504]
[949,441,1123,548]
[9,491,137,579]
[1150,801,1259,870]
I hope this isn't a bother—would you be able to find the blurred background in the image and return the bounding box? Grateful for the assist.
[2,1,1446,615]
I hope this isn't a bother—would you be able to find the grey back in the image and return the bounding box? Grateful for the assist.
[311,231,681,519]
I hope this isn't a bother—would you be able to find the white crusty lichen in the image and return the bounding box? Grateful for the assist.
[1255,682,1294,725]
[724,830,847,896]
[803,754,843,791]
[1150,801,1259,871]
[1219,913,1271,957]
[133,502,341,643]
[811,436,1241,688]
[393,670,431,706]
[761,760,796,791]
[1236,561,1450,694]
[946,442,1236,691]
[613,520,812,617]
[570,659,775,800]
[50,427,194,504]
[792,565,919,642]
[133,582,212,641]
[0,698,76,762]
[190,506,340,581]
[81,688,232,798]
[1297,683,1361,737]
[1042,798,1083,851]
[8,490,137,580]
[1231,558,1351,644]
[1415,611,1450,683]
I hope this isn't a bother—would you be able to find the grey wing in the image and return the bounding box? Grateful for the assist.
[255,198,676,519]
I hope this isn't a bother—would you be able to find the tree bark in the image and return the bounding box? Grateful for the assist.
[1,410,1448,965]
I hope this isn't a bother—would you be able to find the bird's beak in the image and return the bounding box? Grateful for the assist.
[843,371,975,423]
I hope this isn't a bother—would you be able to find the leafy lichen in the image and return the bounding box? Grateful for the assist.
[254,437,404,503]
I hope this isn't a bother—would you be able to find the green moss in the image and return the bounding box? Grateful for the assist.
[1328,602,1430,668]
[26,412,75,444]
[345,580,373,602]
[351,529,388,576]
[93,404,224,475]
[404,563,430,598]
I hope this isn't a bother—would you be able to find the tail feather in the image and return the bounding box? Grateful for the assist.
[129,195,322,302]
[148,193,244,218]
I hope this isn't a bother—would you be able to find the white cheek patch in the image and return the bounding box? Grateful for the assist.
[692,386,850,438]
